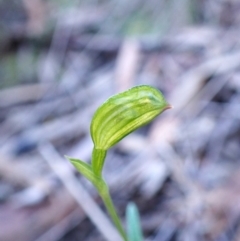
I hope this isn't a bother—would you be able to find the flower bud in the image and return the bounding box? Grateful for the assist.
[90,85,171,150]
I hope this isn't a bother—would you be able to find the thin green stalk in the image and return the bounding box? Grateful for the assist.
[92,148,107,177]
[95,179,128,241]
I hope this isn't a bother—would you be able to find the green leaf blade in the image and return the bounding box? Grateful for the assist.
[127,202,143,241]
[65,156,96,184]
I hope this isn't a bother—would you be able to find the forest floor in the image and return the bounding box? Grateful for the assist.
[1,1,240,241]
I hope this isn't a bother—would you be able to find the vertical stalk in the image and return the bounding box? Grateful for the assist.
[95,179,128,241]
[92,148,107,177]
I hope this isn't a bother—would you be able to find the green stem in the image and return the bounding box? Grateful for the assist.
[95,179,128,241]
[92,148,107,177]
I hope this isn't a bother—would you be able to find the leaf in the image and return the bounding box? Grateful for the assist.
[90,85,171,150]
[65,156,96,184]
[126,202,143,241]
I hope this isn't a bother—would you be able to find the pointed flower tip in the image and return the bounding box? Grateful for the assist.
[165,104,173,110]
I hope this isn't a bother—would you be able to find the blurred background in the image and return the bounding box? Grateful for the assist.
[1,0,240,240]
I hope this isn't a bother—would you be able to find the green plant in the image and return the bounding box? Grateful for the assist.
[66,85,171,241]
[126,202,143,241]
